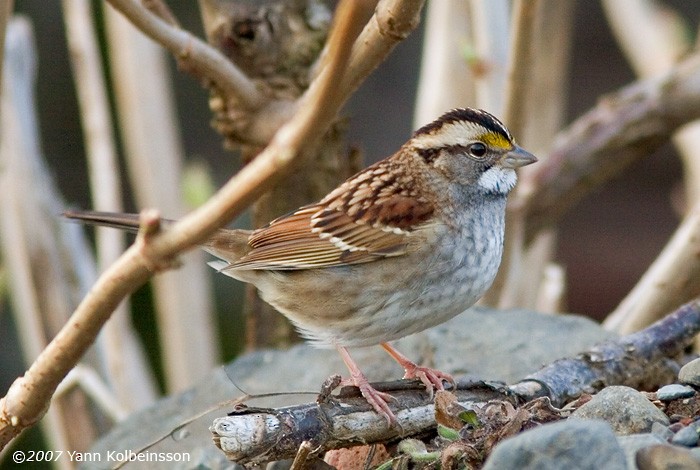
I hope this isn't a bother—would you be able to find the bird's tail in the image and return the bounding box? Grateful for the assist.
[63,210,252,264]
[63,210,175,233]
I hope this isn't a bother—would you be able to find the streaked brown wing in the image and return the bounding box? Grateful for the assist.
[228,160,435,270]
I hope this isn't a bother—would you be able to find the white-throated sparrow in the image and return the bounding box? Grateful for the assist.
[66,108,537,424]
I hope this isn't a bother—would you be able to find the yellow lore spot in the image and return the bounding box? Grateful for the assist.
[477,132,511,150]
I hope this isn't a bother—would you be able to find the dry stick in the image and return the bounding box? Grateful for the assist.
[501,1,575,310]
[335,0,424,110]
[103,4,218,391]
[62,0,158,409]
[604,206,700,333]
[0,0,14,100]
[0,0,389,451]
[104,0,261,110]
[493,2,575,311]
[482,0,539,306]
[142,0,180,28]
[602,0,700,334]
[54,365,128,422]
[413,0,476,126]
[469,0,510,113]
[523,53,700,242]
[212,298,700,465]
[0,19,80,467]
[248,0,426,146]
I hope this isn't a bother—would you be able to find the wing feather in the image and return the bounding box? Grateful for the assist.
[228,159,435,270]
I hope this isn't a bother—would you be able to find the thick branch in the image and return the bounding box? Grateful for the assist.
[0,0,371,450]
[523,53,700,240]
[247,0,426,145]
[212,299,699,464]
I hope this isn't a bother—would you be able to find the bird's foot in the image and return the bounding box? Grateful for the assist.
[402,364,455,398]
[380,342,455,398]
[336,346,398,425]
[339,375,398,426]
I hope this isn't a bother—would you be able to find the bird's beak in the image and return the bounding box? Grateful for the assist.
[500,146,538,169]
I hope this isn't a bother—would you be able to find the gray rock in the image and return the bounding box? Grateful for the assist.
[570,386,670,434]
[482,419,626,470]
[679,358,700,387]
[657,384,696,401]
[86,309,616,469]
[673,424,700,447]
[651,421,673,441]
[635,444,700,470]
[618,434,669,470]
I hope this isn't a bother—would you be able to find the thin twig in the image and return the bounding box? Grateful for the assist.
[62,0,158,409]
[0,0,14,103]
[496,0,574,309]
[142,0,180,28]
[55,365,129,422]
[413,0,475,126]
[0,18,86,463]
[105,0,262,109]
[104,3,218,391]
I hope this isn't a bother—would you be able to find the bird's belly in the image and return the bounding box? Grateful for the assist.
[252,227,504,348]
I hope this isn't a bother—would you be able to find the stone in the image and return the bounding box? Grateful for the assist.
[635,444,700,470]
[672,424,700,447]
[570,386,669,434]
[657,384,696,401]
[618,434,669,470]
[679,358,700,387]
[482,419,626,470]
[650,421,673,441]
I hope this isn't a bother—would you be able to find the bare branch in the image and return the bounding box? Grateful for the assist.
[604,206,700,333]
[61,0,158,409]
[413,1,476,125]
[248,0,426,145]
[103,3,218,390]
[104,0,262,109]
[0,0,13,99]
[523,53,700,241]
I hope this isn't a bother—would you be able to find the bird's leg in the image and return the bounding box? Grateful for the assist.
[381,342,455,397]
[336,346,397,425]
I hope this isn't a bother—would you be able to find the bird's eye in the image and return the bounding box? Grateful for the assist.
[468,142,487,158]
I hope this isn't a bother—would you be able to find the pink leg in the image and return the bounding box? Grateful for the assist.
[336,346,397,425]
[381,342,455,397]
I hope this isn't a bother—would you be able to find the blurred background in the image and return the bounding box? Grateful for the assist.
[1,0,698,466]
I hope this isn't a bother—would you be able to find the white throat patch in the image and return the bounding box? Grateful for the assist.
[478,166,517,194]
